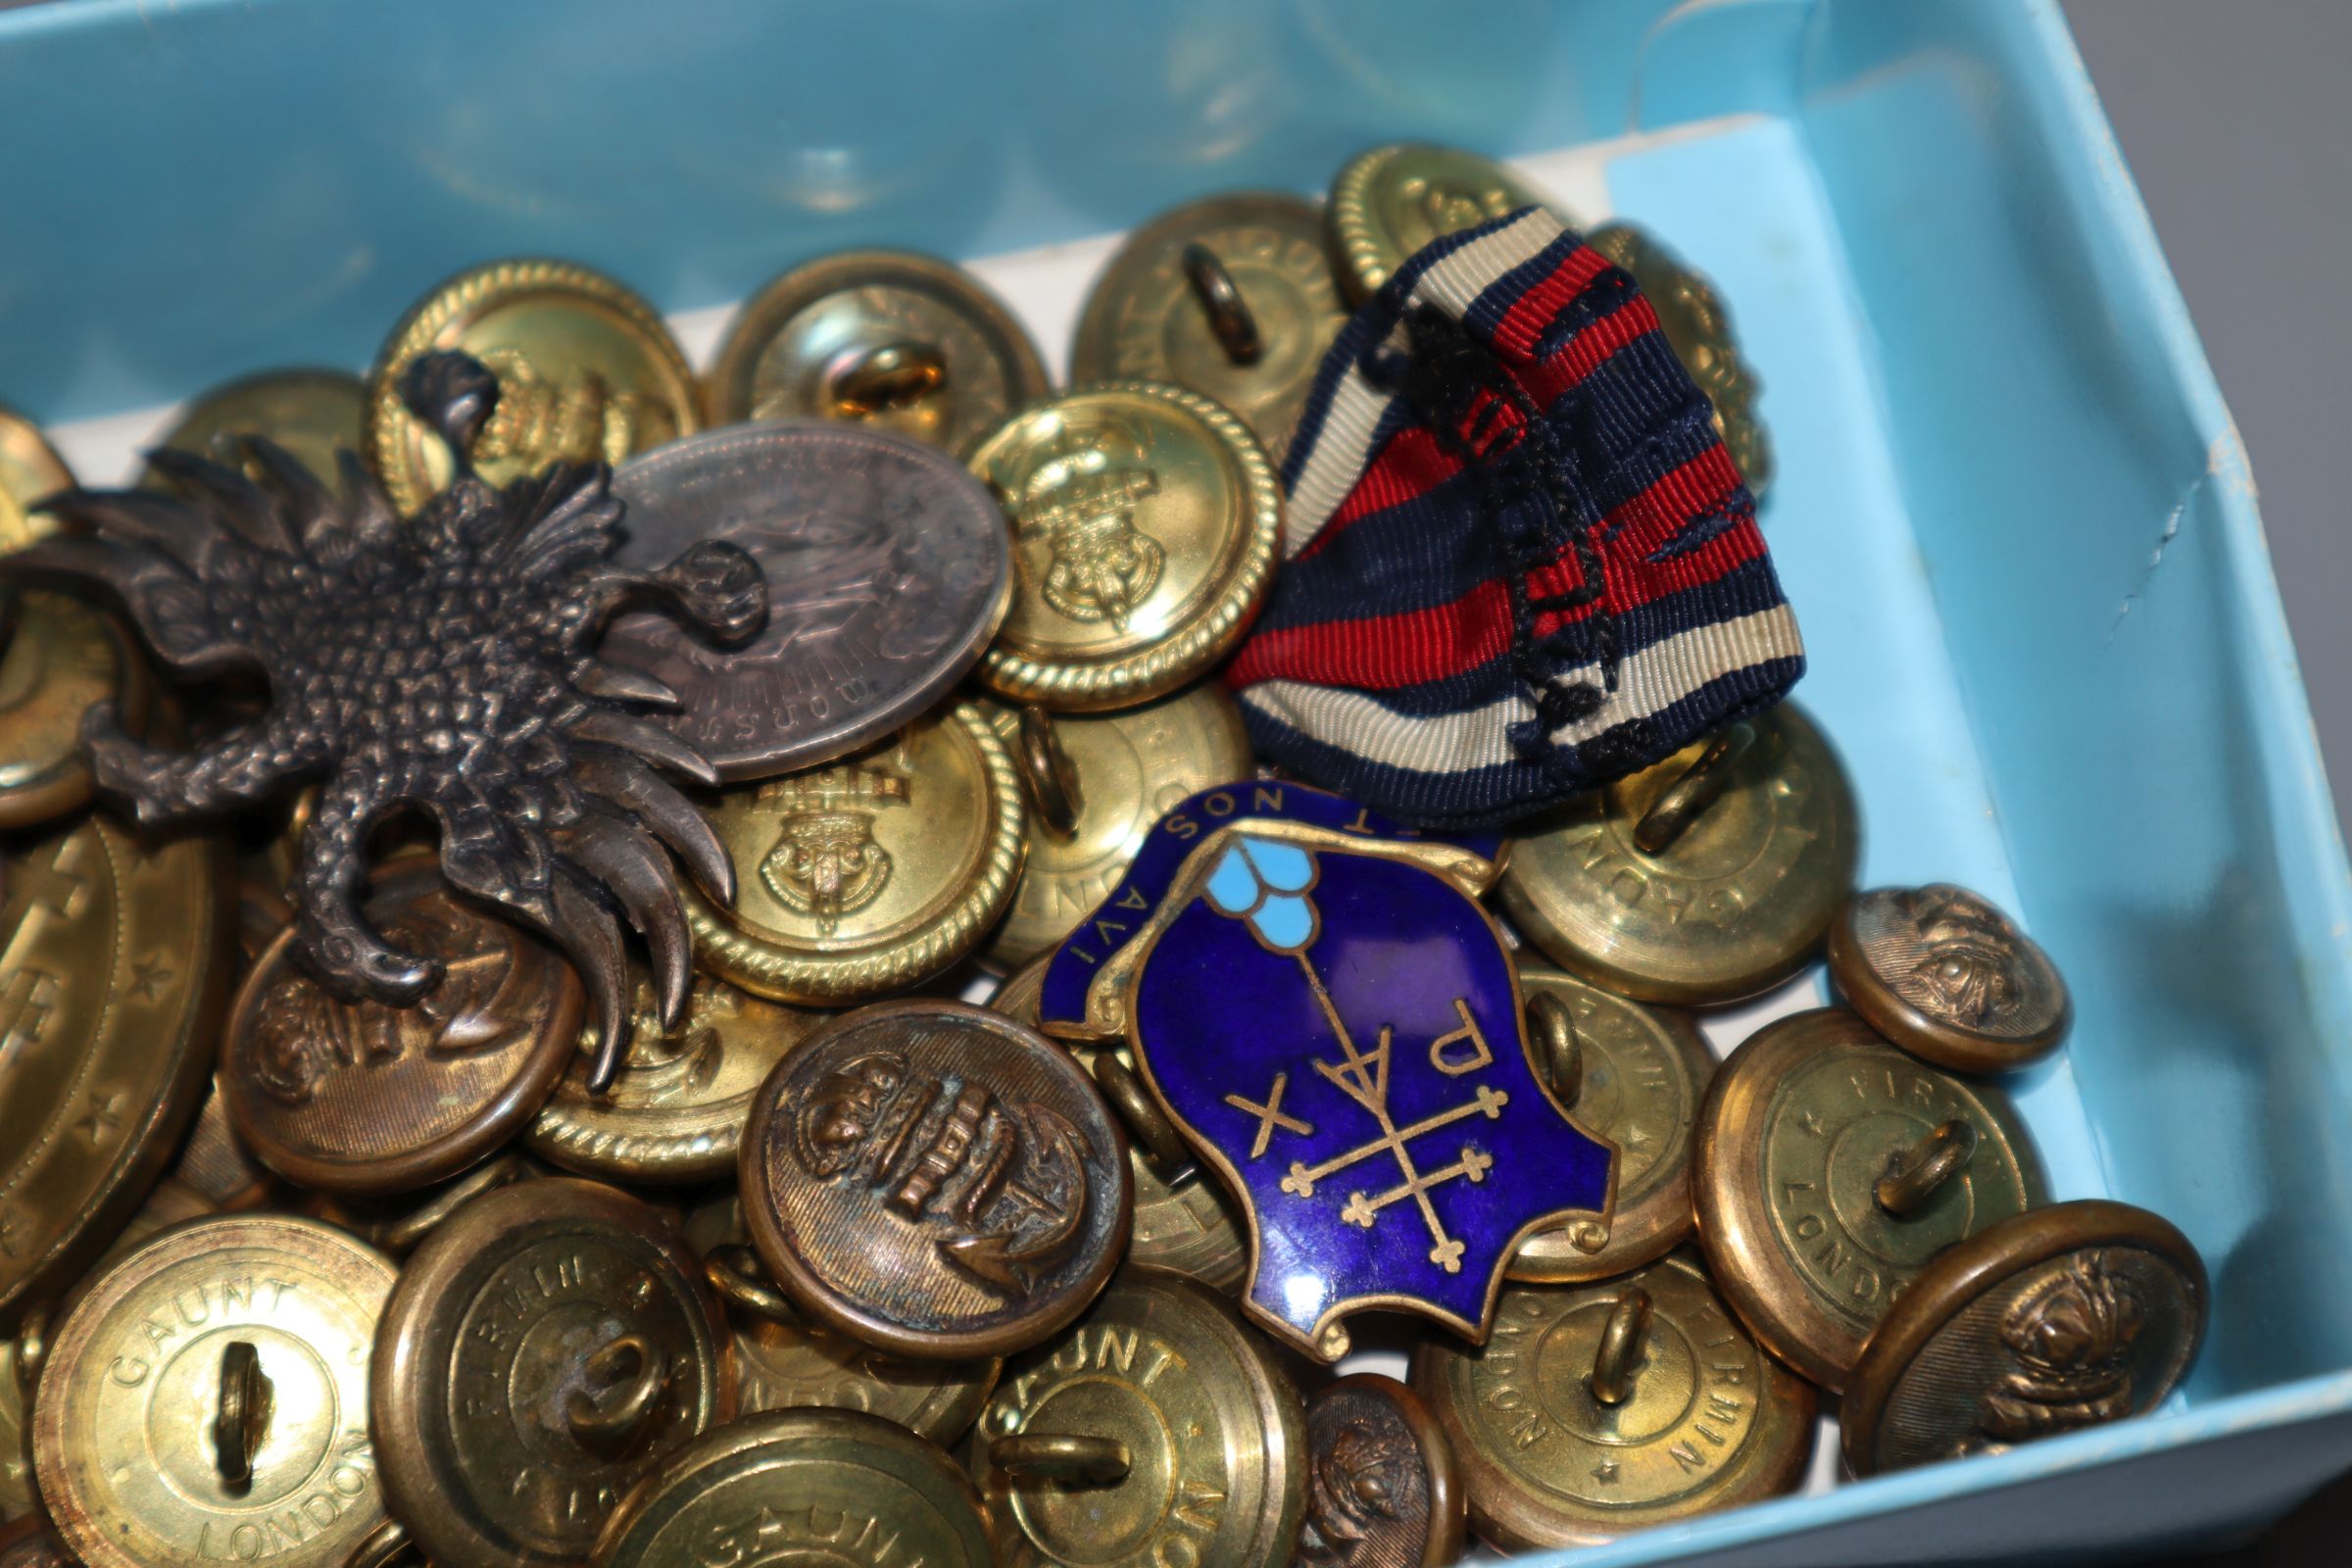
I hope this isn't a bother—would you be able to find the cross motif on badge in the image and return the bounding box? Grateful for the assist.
[1273,984,1509,1274]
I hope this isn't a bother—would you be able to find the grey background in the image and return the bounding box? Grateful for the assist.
[2064,0,2352,847]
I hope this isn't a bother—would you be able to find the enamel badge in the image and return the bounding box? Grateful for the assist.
[1045,783,1614,1359]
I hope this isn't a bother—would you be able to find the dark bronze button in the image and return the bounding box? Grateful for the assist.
[1508,967,1713,1284]
[589,1408,992,1568]
[1692,1008,2046,1391]
[0,1517,71,1568]
[1498,704,1859,1005]
[971,1267,1306,1568]
[739,1000,1132,1361]
[372,1177,733,1567]
[1583,224,1772,501]
[1829,884,2073,1073]
[220,861,584,1195]
[707,249,1050,455]
[1298,1373,1466,1568]
[1071,193,1348,463]
[1843,1200,2206,1476]
[1412,1252,1815,1547]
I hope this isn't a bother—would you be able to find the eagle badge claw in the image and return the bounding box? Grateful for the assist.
[3,350,767,1092]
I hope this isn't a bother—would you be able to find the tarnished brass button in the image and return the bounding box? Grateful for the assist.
[221,860,584,1195]
[141,369,368,489]
[685,1196,1001,1444]
[1692,1008,2046,1391]
[1071,194,1348,462]
[1498,705,1859,1005]
[991,962,1249,1292]
[1412,1252,1815,1548]
[982,685,1254,969]
[740,1001,1131,1361]
[686,705,1026,1004]
[707,249,1050,455]
[1583,224,1772,501]
[968,382,1281,711]
[372,1178,733,1567]
[1842,1200,2205,1476]
[589,1407,992,1568]
[1508,968,1712,1284]
[1298,1373,1466,1568]
[1328,144,1567,302]
[0,404,71,537]
[367,258,699,513]
[525,969,825,1184]
[1829,884,2073,1074]
[971,1267,1306,1568]
[0,811,231,1326]
[30,1215,396,1568]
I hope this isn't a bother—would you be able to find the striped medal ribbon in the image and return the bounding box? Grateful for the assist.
[1226,206,1804,829]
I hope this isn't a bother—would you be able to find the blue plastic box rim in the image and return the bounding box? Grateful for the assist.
[3,1,2349,1563]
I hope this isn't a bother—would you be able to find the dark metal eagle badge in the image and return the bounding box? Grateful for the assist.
[3,350,766,1090]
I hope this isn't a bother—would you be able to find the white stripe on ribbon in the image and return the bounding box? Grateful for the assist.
[1281,209,1569,557]
[1236,605,1804,777]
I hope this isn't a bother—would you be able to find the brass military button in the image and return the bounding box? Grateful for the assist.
[142,368,368,488]
[740,1000,1131,1360]
[686,705,1026,1004]
[589,1407,993,1568]
[1508,968,1713,1283]
[0,421,148,833]
[707,249,1050,454]
[1584,224,1773,501]
[1829,884,2073,1074]
[367,258,699,513]
[968,382,1282,711]
[687,1196,1001,1443]
[1298,1373,1466,1568]
[1498,705,1860,1005]
[0,404,71,538]
[525,968,825,1184]
[221,861,584,1195]
[31,1214,396,1568]
[1328,144,1567,302]
[1070,194,1348,462]
[1412,1252,1815,1548]
[971,1267,1306,1568]
[1692,1008,2047,1391]
[0,811,231,1326]
[373,1177,734,1567]
[1842,1200,2205,1476]
[992,961,1249,1291]
[983,684,1254,968]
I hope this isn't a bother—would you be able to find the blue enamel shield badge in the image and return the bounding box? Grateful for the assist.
[1070,797,1616,1360]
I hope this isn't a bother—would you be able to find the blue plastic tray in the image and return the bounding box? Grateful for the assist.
[5,1,2348,1561]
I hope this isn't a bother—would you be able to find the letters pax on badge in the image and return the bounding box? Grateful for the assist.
[1049,783,1613,1361]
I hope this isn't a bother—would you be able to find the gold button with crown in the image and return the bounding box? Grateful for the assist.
[684,703,1026,1004]
[967,381,1281,711]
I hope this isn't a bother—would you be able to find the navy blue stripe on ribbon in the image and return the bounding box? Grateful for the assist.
[1242,655,1808,831]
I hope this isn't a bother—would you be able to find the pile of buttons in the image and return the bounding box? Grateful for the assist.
[0,141,2204,1568]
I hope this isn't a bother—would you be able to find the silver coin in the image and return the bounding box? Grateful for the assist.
[603,422,1012,780]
